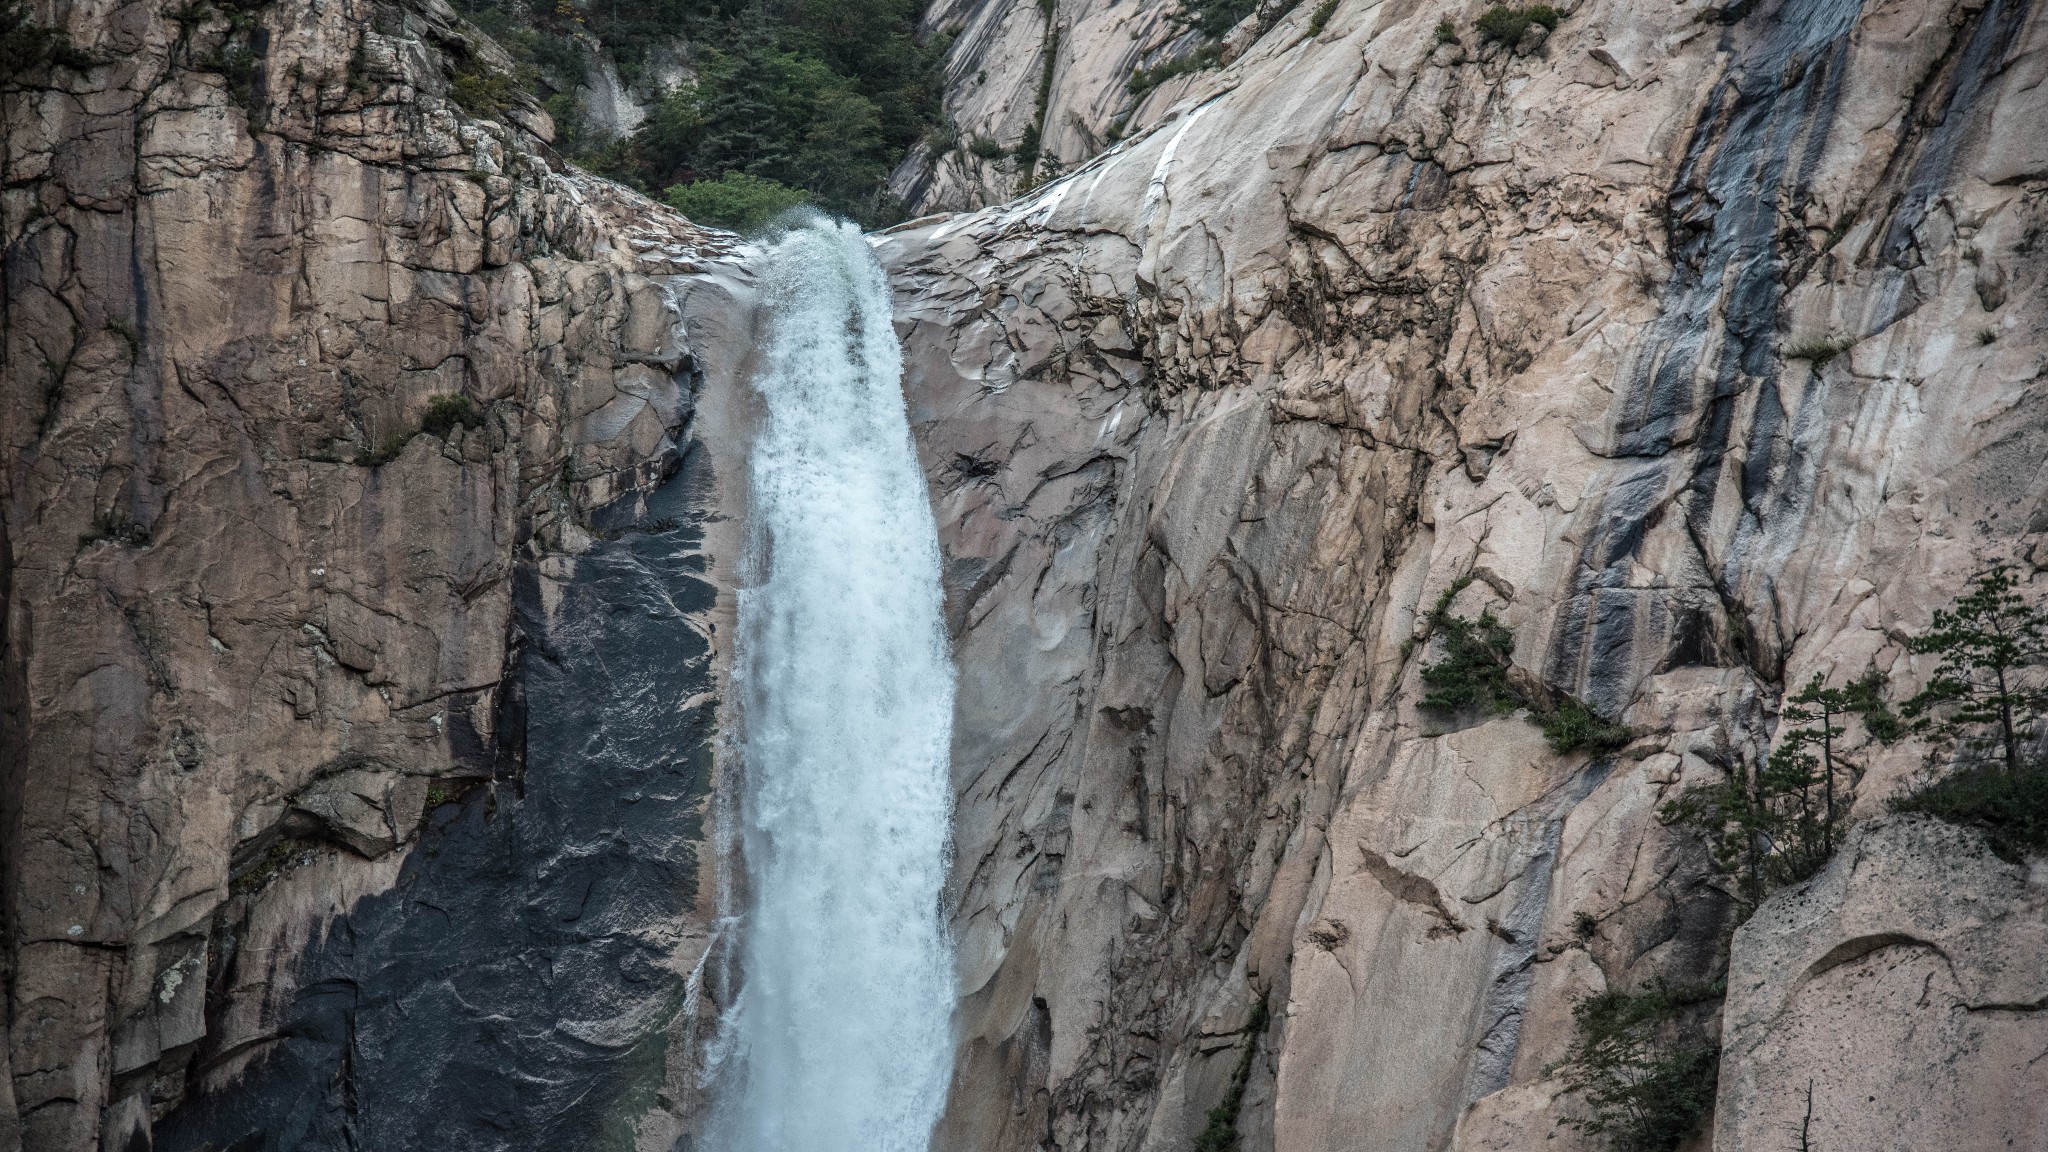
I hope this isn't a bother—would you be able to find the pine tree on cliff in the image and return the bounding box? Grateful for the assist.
[1780,667,1896,856]
[1903,563,2048,774]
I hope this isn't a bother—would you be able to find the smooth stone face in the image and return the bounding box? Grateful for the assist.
[0,0,750,1146]
[879,0,2048,1150]
[151,468,723,1152]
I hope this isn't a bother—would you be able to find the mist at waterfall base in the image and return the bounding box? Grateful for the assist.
[711,217,959,1152]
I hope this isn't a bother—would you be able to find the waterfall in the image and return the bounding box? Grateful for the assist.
[715,218,958,1152]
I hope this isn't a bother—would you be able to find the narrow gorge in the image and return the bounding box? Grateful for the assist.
[2,0,2045,1150]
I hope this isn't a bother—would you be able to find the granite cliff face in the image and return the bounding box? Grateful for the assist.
[4,0,2047,1148]
[882,0,2048,1148]
[0,1,753,1146]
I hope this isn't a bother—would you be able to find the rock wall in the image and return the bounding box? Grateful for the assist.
[897,0,1315,214]
[882,0,2048,1149]
[892,0,1182,211]
[1715,816,2048,1150]
[0,0,752,1147]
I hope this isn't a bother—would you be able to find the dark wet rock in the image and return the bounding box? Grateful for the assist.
[153,467,719,1152]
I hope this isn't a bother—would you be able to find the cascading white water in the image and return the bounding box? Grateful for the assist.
[715,217,958,1152]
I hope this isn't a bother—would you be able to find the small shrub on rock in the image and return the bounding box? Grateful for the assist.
[1176,0,1261,38]
[77,508,149,550]
[1784,337,1852,366]
[1558,981,1721,1152]
[1421,609,1520,714]
[1126,42,1226,98]
[421,393,486,438]
[663,172,811,233]
[1543,698,1631,754]
[1416,577,1631,749]
[1474,3,1559,44]
[2,1,95,76]
[1891,760,2048,863]
[450,63,515,117]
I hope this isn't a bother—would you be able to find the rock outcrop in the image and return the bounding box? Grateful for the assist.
[0,0,751,1147]
[882,0,2048,1148]
[1716,816,2048,1151]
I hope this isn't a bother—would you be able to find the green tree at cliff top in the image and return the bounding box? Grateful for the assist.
[447,0,943,228]
[624,0,944,226]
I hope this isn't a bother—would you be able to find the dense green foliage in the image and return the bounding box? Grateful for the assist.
[663,171,809,231]
[626,1,944,224]
[1558,982,1722,1152]
[1473,3,1559,44]
[581,0,705,86]
[445,0,945,227]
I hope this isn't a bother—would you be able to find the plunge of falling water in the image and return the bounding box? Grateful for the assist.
[711,216,958,1152]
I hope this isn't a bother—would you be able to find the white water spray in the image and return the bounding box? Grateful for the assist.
[715,218,957,1152]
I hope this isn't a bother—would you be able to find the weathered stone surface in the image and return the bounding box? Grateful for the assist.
[150,467,730,1152]
[896,0,1193,211]
[882,0,2048,1148]
[0,0,750,1146]
[1715,816,2048,1152]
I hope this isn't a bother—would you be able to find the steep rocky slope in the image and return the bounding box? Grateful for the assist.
[0,1,753,1147]
[883,0,2048,1148]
